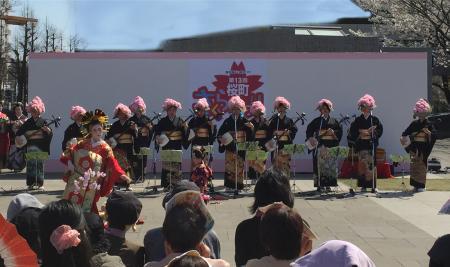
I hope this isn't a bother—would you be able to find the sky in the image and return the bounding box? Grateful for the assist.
[13,0,369,50]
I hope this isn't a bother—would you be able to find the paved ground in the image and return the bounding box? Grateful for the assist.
[1,173,449,267]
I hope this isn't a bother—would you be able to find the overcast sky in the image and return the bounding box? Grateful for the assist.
[13,0,368,50]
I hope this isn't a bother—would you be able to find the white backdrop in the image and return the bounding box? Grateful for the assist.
[28,52,428,172]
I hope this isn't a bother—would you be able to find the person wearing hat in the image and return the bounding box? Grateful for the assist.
[105,191,145,267]
[154,98,187,189]
[129,96,154,183]
[348,94,383,193]
[16,96,53,189]
[61,109,131,213]
[400,98,436,192]
[267,96,298,177]
[7,102,27,171]
[144,191,229,267]
[187,98,216,176]
[217,96,253,191]
[247,101,269,183]
[7,193,45,260]
[306,99,342,192]
[144,180,221,262]
[62,106,87,151]
[106,103,138,188]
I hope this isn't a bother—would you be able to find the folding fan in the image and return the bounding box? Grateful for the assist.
[0,214,39,267]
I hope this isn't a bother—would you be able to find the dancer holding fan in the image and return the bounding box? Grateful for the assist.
[400,98,436,192]
[306,99,342,192]
[348,94,383,193]
[217,96,253,192]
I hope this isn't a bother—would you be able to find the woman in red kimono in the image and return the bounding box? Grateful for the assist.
[61,109,131,213]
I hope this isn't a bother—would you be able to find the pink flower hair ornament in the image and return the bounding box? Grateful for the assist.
[357,94,376,110]
[316,99,334,111]
[273,96,291,110]
[129,96,147,113]
[162,98,182,111]
[413,98,432,114]
[49,225,81,254]
[26,96,46,114]
[114,103,132,118]
[227,96,246,112]
[250,101,266,115]
[194,98,210,111]
[70,106,87,120]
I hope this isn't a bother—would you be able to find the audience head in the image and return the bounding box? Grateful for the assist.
[162,180,200,209]
[106,191,142,231]
[7,193,44,221]
[260,203,304,260]
[38,199,92,267]
[250,169,294,214]
[167,251,210,267]
[292,240,375,267]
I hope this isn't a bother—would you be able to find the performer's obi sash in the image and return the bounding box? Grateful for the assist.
[195,128,209,138]
[358,129,371,140]
[319,129,336,140]
[63,149,103,212]
[163,131,183,141]
[230,131,246,143]
[25,130,45,140]
[413,131,428,142]
[115,133,133,144]
[255,130,267,139]
[275,130,289,141]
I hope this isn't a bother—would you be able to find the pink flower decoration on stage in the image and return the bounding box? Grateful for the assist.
[50,225,81,254]
[194,98,210,111]
[250,101,266,115]
[357,94,376,109]
[162,98,182,111]
[129,96,147,113]
[273,96,291,110]
[316,99,334,110]
[0,112,9,123]
[114,103,132,118]
[413,98,431,114]
[70,106,87,120]
[26,96,46,114]
[227,95,246,111]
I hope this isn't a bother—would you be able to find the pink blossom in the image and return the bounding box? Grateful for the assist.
[114,103,132,118]
[250,101,266,115]
[413,98,431,114]
[162,98,182,111]
[70,106,87,120]
[130,96,147,113]
[273,96,291,110]
[316,99,334,110]
[194,98,210,110]
[227,96,246,111]
[26,96,46,114]
[357,94,376,109]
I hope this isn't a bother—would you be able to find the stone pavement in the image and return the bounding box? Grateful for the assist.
[1,173,449,267]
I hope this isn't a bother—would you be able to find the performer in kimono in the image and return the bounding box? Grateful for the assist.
[248,101,269,182]
[60,109,131,213]
[0,111,9,170]
[306,99,342,192]
[15,96,53,189]
[61,106,86,151]
[129,96,153,182]
[348,94,383,192]
[217,96,253,191]
[401,98,436,192]
[106,103,137,186]
[155,98,187,189]
[187,98,216,170]
[267,96,298,177]
[7,103,27,171]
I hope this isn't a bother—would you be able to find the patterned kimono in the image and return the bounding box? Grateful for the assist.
[129,114,153,180]
[16,117,53,187]
[248,117,269,179]
[187,115,216,169]
[217,115,252,190]
[348,114,383,189]
[155,116,186,188]
[0,120,10,169]
[61,139,125,213]
[105,119,137,181]
[7,114,27,171]
[306,116,342,187]
[267,114,298,177]
[402,119,436,189]
[61,122,85,151]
